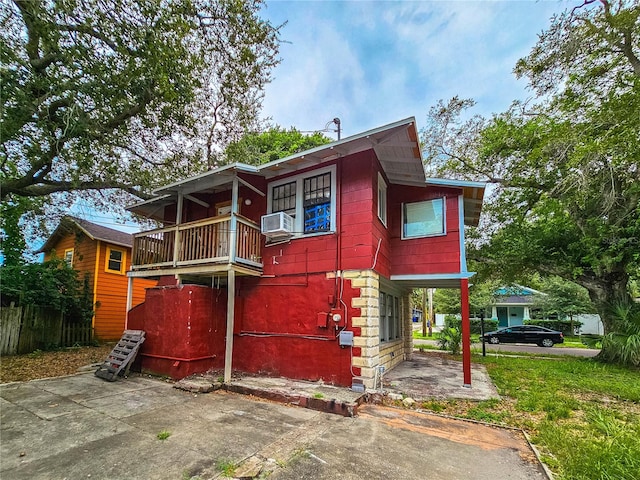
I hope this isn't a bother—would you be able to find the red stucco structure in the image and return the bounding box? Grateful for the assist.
[127,118,485,389]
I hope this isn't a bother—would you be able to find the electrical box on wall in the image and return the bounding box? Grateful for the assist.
[339,331,354,347]
[317,312,328,328]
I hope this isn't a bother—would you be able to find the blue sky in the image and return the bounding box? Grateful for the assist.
[32,1,571,244]
[259,0,570,138]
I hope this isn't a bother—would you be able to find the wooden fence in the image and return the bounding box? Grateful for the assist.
[0,303,94,355]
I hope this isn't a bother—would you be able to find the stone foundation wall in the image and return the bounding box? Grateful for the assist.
[342,270,413,390]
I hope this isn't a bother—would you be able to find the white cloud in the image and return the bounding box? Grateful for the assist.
[261,1,567,134]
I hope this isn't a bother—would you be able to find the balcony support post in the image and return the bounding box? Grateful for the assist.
[172,191,184,267]
[229,178,239,263]
[125,275,133,329]
[224,268,236,383]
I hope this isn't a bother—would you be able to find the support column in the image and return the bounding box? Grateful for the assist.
[224,269,236,383]
[492,306,498,319]
[524,306,531,320]
[229,178,239,263]
[125,276,133,329]
[172,191,184,267]
[461,278,472,387]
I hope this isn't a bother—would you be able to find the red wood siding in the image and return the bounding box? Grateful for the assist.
[388,185,463,276]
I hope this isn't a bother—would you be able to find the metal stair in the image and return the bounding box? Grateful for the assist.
[95,330,145,381]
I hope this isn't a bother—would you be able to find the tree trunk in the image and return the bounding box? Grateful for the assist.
[579,271,631,335]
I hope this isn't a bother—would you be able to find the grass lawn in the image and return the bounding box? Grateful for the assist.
[419,355,640,480]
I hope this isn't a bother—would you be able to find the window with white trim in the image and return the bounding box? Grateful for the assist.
[377,173,387,226]
[268,166,336,236]
[379,292,401,342]
[402,198,445,239]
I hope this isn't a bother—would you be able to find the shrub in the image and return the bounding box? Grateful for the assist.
[445,317,498,334]
[438,326,462,355]
[598,302,640,367]
[0,259,93,324]
[524,319,582,335]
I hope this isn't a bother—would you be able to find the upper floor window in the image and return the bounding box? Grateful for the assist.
[64,248,74,266]
[268,165,336,236]
[402,198,445,239]
[105,247,125,274]
[377,173,387,226]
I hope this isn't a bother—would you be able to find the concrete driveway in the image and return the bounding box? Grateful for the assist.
[1,373,549,480]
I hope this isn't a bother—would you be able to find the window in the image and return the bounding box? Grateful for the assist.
[64,248,74,266]
[402,198,445,239]
[268,165,336,236]
[271,182,296,218]
[303,172,331,233]
[377,173,387,226]
[105,247,125,274]
[379,292,401,342]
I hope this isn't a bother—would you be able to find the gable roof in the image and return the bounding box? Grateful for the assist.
[129,117,486,226]
[38,216,134,253]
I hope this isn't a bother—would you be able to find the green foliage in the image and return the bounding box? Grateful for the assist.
[156,430,171,441]
[215,459,236,478]
[437,326,462,355]
[445,316,498,335]
[0,258,93,323]
[525,319,582,336]
[421,1,640,356]
[472,355,640,479]
[224,127,331,165]
[598,301,640,367]
[532,277,594,321]
[0,0,281,233]
[433,279,499,316]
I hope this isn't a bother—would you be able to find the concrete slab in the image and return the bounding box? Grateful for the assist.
[382,352,500,401]
[1,372,549,480]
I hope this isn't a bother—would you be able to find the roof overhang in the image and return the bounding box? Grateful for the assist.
[425,178,486,227]
[259,117,425,186]
[390,272,476,289]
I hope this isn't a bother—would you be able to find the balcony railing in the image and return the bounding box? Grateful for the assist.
[132,215,262,272]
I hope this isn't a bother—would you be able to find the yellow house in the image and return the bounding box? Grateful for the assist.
[40,217,156,341]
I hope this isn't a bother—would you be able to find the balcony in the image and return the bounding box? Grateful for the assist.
[131,214,262,276]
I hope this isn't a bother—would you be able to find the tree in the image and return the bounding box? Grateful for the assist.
[433,279,499,317]
[223,127,331,166]
[532,277,593,327]
[422,0,640,341]
[1,0,281,202]
[0,258,93,324]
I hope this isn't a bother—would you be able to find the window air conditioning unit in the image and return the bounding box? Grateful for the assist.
[261,212,294,237]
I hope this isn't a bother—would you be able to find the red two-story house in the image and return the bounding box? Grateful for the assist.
[126,118,485,390]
